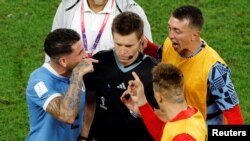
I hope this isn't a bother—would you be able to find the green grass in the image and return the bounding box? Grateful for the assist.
[0,0,249,140]
[0,0,60,140]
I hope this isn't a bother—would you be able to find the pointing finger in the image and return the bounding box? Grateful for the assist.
[132,72,141,82]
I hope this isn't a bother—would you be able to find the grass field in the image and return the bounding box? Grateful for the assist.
[0,0,249,140]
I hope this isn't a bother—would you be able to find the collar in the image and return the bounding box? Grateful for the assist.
[186,40,206,58]
[170,106,198,122]
[43,63,67,79]
[124,52,144,68]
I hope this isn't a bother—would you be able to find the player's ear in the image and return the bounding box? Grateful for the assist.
[191,30,200,41]
[154,92,162,104]
[140,36,145,46]
[138,37,144,52]
[58,57,67,68]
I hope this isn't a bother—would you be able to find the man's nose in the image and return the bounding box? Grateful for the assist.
[169,30,175,39]
[119,47,127,55]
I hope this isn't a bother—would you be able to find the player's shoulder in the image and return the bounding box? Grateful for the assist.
[29,65,48,79]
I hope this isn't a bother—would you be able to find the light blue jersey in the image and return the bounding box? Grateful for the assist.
[26,63,86,141]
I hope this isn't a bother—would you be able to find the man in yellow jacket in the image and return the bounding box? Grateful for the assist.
[144,5,244,125]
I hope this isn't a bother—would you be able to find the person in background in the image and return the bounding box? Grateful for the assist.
[121,63,207,141]
[143,5,244,125]
[26,28,98,141]
[83,11,158,141]
[46,0,153,62]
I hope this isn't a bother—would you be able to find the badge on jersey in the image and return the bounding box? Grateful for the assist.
[34,81,48,98]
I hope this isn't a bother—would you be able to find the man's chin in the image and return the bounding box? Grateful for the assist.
[173,46,180,52]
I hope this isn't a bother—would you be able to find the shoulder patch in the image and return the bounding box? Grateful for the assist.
[34,81,48,98]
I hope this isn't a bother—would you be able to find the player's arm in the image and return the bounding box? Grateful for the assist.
[223,105,244,124]
[143,39,159,59]
[121,72,164,140]
[208,62,244,124]
[139,102,165,141]
[46,59,97,124]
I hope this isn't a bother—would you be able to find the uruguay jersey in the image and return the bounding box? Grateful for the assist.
[26,63,86,141]
[84,49,158,141]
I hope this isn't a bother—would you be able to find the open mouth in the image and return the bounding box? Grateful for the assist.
[172,42,179,49]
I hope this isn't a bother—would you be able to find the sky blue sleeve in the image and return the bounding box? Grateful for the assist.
[208,62,239,111]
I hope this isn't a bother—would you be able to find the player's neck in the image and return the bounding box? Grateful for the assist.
[181,39,202,58]
[87,0,108,13]
[49,61,70,77]
[161,102,188,121]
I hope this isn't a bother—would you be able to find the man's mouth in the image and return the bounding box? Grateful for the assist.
[172,42,179,49]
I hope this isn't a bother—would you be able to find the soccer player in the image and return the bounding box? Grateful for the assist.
[121,63,207,141]
[26,28,98,141]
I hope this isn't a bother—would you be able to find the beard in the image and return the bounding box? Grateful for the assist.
[93,0,107,5]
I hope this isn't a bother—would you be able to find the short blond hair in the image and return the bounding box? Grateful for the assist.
[152,63,184,103]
